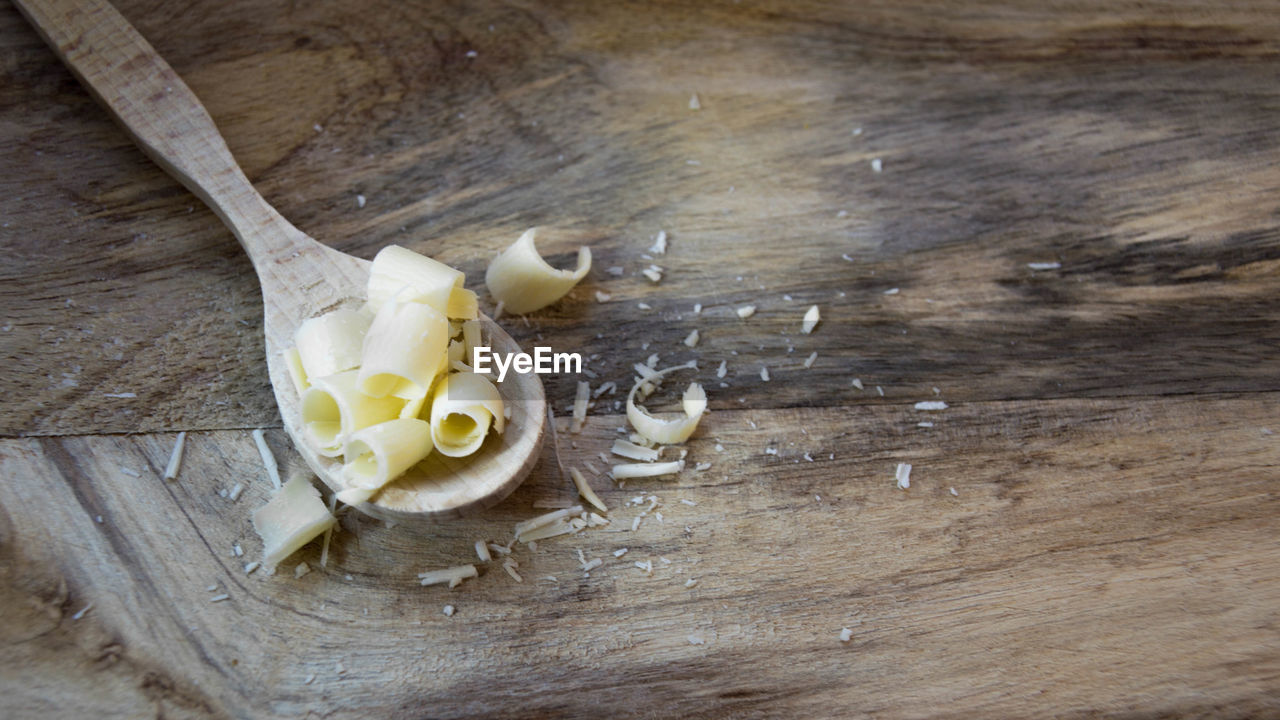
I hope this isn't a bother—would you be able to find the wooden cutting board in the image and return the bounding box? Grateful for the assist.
[3,1,1279,717]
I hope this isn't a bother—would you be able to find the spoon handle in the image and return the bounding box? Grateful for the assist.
[14,0,314,269]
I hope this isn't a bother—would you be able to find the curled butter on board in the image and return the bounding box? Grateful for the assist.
[485,228,591,314]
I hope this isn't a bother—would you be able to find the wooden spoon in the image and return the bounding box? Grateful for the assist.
[16,0,546,519]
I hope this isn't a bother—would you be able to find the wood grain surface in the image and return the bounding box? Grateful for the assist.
[3,0,1279,717]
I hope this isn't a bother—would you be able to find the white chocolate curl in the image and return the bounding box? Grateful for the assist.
[484,228,591,314]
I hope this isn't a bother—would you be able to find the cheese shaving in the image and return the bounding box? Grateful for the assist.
[612,439,660,462]
[895,463,912,490]
[319,495,336,568]
[735,305,756,319]
[484,228,591,314]
[571,381,590,433]
[283,347,309,396]
[683,329,700,348]
[418,564,478,587]
[612,460,684,479]
[682,383,707,417]
[626,362,705,445]
[802,305,820,334]
[164,431,187,481]
[569,467,608,513]
[650,230,668,255]
[475,540,492,562]
[914,401,948,410]
[514,505,584,540]
[252,429,281,489]
[803,351,818,369]
[251,476,336,571]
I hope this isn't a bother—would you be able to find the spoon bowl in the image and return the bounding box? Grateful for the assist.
[18,0,546,518]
